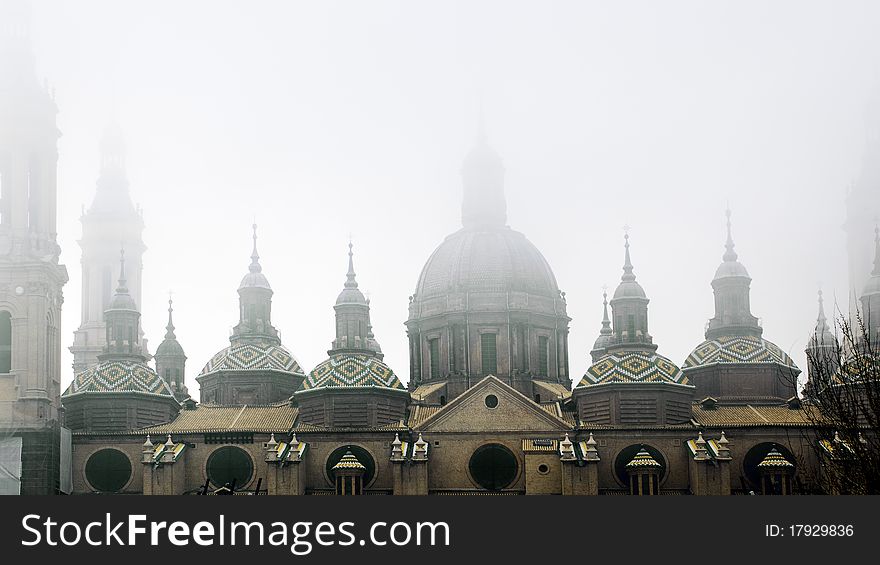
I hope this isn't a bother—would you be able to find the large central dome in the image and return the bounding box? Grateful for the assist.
[415,227,560,298]
[405,132,571,401]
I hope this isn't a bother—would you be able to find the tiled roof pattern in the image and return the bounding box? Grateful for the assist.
[200,343,303,376]
[143,403,298,434]
[411,381,447,400]
[579,351,688,387]
[626,448,662,469]
[64,360,174,398]
[302,354,404,391]
[684,336,798,370]
[691,404,813,427]
[533,380,573,400]
[407,405,443,428]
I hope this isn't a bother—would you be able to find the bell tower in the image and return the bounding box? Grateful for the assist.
[0,1,69,494]
[70,123,147,374]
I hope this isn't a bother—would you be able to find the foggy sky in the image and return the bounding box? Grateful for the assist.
[19,0,880,394]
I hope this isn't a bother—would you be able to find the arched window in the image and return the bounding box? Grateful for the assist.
[537,336,549,376]
[0,311,11,373]
[428,338,441,379]
[480,333,497,375]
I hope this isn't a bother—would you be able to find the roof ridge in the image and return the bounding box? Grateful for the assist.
[228,404,248,429]
[747,404,770,423]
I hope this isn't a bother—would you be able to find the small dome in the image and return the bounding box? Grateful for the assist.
[64,360,174,398]
[684,335,798,370]
[200,343,303,376]
[414,227,560,299]
[239,271,271,291]
[626,447,663,469]
[713,260,750,280]
[332,450,366,472]
[612,280,646,299]
[578,351,688,387]
[156,337,185,357]
[336,287,366,305]
[108,292,137,311]
[592,333,614,352]
[301,353,405,391]
[757,447,794,469]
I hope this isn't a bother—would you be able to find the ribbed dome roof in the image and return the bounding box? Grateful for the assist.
[613,280,646,299]
[200,343,303,376]
[714,260,750,280]
[239,271,271,290]
[578,351,688,387]
[156,338,185,357]
[684,335,798,370]
[64,360,174,398]
[301,353,405,391]
[414,227,560,298]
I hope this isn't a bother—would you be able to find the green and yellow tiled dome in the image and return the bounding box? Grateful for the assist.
[684,335,798,370]
[200,343,303,376]
[578,351,688,387]
[63,360,174,397]
[626,447,663,469]
[302,353,405,391]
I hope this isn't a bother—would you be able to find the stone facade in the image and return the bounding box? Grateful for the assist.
[0,6,68,494]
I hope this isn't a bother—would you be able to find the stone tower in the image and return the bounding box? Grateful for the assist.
[845,88,880,317]
[154,297,188,401]
[406,133,571,404]
[0,1,69,494]
[70,123,147,374]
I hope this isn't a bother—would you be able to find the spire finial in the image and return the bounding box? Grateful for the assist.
[117,246,129,293]
[345,240,358,289]
[165,292,176,340]
[723,208,738,262]
[817,288,827,324]
[249,223,262,273]
[621,228,636,282]
[600,286,612,335]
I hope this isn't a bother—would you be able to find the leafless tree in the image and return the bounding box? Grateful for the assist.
[788,310,880,494]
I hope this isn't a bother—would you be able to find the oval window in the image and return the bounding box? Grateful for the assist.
[85,449,132,493]
[469,444,518,490]
[484,394,499,408]
[206,446,254,488]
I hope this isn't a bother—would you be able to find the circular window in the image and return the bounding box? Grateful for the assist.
[469,444,518,490]
[206,446,254,488]
[613,444,666,486]
[326,445,376,486]
[537,463,550,475]
[484,394,499,409]
[85,449,132,493]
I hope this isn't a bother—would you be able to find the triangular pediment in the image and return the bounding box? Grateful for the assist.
[415,376,572,433]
